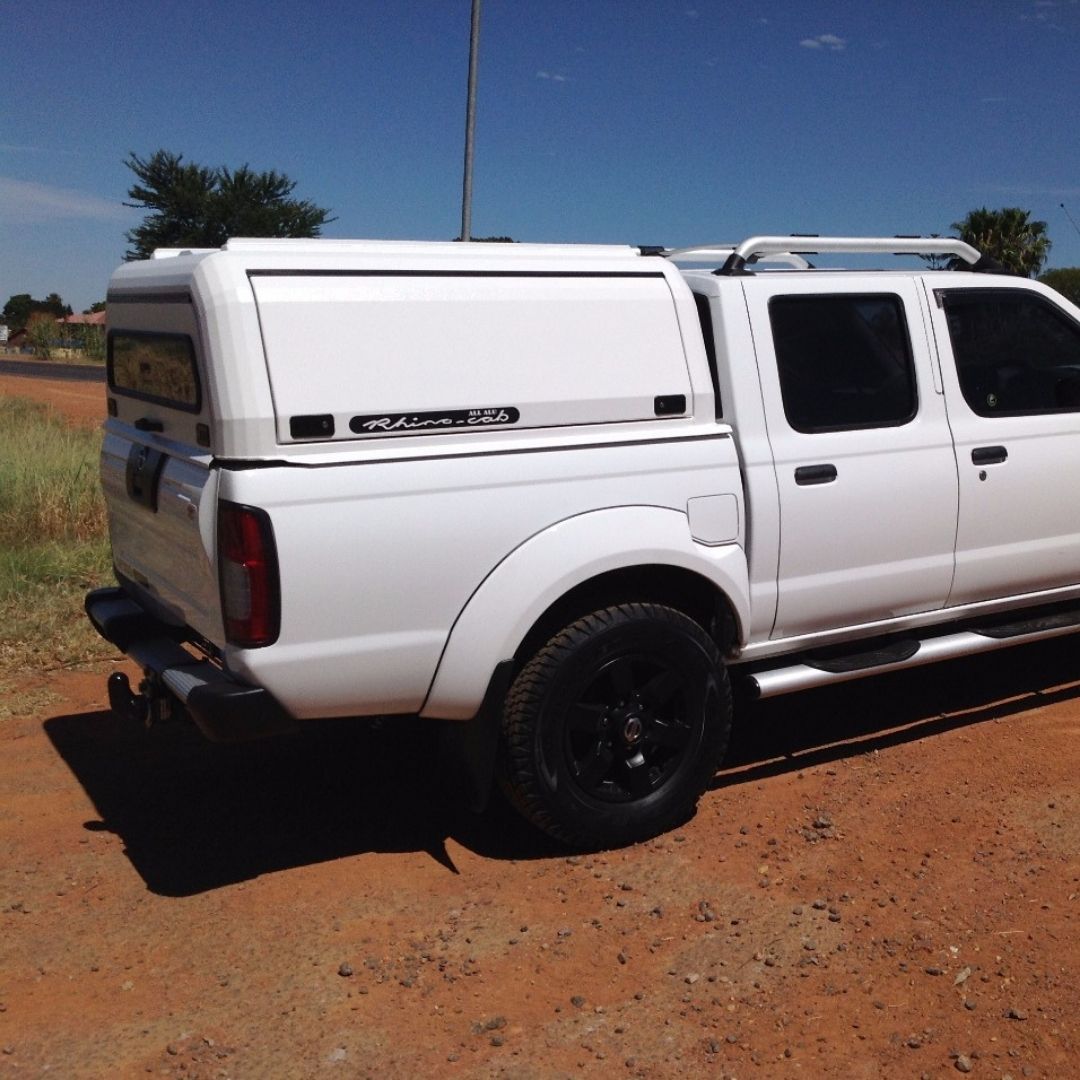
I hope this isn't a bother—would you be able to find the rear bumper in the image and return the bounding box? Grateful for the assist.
[85,587,297,742]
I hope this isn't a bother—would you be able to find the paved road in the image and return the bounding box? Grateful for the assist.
[0,358,106,382]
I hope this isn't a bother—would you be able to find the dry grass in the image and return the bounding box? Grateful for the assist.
[0,397,113,687]
[0,397,107,546]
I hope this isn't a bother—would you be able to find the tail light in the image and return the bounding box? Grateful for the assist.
[218,501,280,648]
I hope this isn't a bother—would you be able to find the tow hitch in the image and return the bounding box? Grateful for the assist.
[107,671,181,728]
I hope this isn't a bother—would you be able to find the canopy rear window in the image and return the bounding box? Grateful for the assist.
[107,331,201,412]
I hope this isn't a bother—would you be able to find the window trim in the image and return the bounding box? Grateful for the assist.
[107,329,202,414]
[768,291,919,435]
[692,291,723,419]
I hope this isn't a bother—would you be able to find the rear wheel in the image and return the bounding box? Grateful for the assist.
[498,603,732,849]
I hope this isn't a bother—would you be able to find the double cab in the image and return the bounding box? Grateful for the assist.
[86,234,1080,848]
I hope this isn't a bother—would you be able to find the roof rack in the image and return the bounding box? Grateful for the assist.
[662,244,811,269]
[714,235,984,275]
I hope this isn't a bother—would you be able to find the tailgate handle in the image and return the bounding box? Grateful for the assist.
[971,445,1007,465]
[794,464,838,486]
[134,417,164,433]
[125,443,167,512]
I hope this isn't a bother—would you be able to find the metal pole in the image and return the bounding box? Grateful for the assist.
[460,0,481,242]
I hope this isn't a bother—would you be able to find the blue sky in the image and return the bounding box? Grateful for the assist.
[2,0,1078,312]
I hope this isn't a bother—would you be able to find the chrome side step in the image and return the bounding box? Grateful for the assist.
[746,615,1080,700]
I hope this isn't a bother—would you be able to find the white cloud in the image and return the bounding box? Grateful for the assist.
[800,33,847,51]
[0,176,130,224]
[1020,0,1074,25]
[981,183,1080,198]
[535,70,569,83]
[0,143,73,155]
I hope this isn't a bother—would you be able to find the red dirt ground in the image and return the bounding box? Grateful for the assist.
[1,374,1077,1078]
[0,369,107,427]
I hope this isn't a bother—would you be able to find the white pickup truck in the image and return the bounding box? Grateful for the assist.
[86,234,1080,848]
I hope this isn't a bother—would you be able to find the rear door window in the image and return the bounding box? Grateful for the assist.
[768,294,917,432]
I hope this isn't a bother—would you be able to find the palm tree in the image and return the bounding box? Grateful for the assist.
[951,207,1051,277]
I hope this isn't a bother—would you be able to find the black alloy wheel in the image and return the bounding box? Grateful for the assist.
[498,603,732,849]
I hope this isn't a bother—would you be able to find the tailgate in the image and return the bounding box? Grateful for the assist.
[102,293,224,644]
[100,432,222,642]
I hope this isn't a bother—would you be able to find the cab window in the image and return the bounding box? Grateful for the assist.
[941,289,1080,416]
[769,294,917,433]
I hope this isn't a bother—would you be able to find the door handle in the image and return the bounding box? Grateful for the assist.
[971,445,1008,465]
[794,464,838,486]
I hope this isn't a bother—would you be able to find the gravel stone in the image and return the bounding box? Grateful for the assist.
[954,1055,973,1073]
[338,963,354,977]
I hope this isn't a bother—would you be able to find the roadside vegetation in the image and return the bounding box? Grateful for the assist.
[1040,266,1080,306]
[0,397,112,710]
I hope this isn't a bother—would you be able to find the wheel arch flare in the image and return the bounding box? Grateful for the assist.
[421,506,748,721]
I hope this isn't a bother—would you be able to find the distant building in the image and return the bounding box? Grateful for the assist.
[59,311,106,327]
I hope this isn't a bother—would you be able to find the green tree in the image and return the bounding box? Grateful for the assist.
[2,292,71,331]
[951,207,1051,277]
[123,150,335,260]
[2,294,33,331]
[1039,267,1080,307]
[75,323,106,361]
[43,292,73,317]
[83,301,106,314]
[25,313,56,360]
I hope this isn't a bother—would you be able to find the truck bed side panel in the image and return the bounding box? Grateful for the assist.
[222,432,743,720]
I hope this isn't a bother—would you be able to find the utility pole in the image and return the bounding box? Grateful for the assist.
[460,0,482,242]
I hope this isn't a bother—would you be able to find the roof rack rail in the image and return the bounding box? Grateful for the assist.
[716,235,983,275]
[662,244,811,269]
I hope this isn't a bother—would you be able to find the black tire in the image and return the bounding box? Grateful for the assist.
[498,603,732,849]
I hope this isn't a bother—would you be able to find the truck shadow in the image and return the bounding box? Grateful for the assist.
[45,637,1080,896]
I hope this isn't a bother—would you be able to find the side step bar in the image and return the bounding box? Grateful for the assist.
[746,610,1080,700]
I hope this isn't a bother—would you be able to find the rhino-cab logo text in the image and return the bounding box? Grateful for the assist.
[350,407,520,434]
